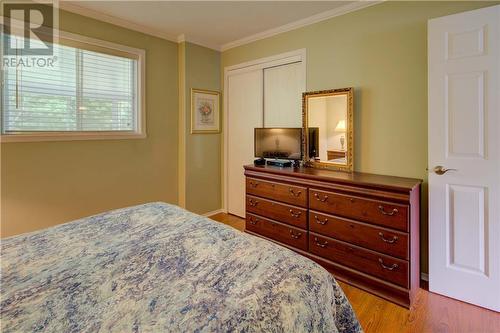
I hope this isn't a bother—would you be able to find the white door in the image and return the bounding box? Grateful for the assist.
[227,69,263,217]
[428,5,500,311]
[264,62,305,128]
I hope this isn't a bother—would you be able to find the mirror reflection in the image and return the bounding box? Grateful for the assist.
[303,88,353,171]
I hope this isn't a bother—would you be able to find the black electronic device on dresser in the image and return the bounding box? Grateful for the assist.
[254,128,302,168]
[253,157,266,166]
[243,164,422,308]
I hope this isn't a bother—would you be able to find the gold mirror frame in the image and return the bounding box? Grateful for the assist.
[302,88,354,172]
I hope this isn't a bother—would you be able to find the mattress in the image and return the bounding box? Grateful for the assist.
[1,202,361,332]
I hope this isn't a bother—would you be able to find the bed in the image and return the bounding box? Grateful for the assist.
[1,202,362,332]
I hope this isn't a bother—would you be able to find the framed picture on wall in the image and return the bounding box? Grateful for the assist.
[191,89,220,134]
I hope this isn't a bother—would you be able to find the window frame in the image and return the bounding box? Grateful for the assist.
[0,26,146,143]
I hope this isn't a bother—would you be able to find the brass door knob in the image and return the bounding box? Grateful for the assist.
[433,165,457,175]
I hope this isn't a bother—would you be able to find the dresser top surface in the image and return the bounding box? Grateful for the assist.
[244,165,422,192]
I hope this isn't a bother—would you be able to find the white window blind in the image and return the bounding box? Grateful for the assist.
[1,34,141,136]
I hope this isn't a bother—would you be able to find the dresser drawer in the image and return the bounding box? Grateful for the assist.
[246,213,307,251]
[309,189,409,231]
[309,211,408,260]
[309,233,408,288]
[246,195,307,229]
[246,178,307,207]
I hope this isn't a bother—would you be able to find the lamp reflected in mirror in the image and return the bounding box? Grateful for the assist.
[335,120,346,150]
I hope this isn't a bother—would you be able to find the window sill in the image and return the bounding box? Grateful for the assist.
[0,131,147,143]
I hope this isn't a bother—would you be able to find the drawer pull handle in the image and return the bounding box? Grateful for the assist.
[314,193,329,202]
[248,217,259,225]
[378,205,398,216]
[289,230,302,239]
[249,181,259,188]
[378,258,398,271]
[314,215,328,225]
[314,237,328,248]
[289,209,302,218]
[378,232,398,244]
[248,199,259,207]
[289,188,302,197]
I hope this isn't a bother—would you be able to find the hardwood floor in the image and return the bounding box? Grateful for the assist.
[209,213,500,333]
[211,212,246,231]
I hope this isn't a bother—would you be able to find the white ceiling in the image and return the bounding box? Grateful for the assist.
[62,1,377,50]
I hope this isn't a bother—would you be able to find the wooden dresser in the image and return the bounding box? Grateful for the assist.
[327,150,346,160]
[244,165,421,308]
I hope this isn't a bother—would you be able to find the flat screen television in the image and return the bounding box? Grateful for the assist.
[308,127,319,158]
[254,128,302,160]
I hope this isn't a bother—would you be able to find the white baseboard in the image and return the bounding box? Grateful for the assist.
[203,208,226,217]
[421,273,429,281]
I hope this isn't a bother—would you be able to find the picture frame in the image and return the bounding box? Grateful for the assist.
[191,89,221,134]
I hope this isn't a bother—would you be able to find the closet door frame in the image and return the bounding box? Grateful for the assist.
[223,49,306,213]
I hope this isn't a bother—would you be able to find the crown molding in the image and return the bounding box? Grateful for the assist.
[220,1,383,52]
[177,34,221,52]
[58,1,382,53]
[59,1,179,42]
[60,2,221,51]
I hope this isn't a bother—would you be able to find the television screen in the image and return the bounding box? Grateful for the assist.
[308,127,319,158]
[254,128,302,160]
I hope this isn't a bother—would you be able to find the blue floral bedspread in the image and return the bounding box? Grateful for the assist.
[1,202,362,332]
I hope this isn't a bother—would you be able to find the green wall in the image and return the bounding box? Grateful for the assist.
[221,1,498,273]
[2,2,497,272]
[179,42,222,214]
[1,10,179,237]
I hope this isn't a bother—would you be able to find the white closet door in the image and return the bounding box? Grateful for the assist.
[264,62,305,128]
[227,69,263,217]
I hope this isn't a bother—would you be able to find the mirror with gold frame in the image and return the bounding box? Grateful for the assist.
[302,88,354,171]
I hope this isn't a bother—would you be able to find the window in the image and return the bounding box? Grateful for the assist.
[1,30,145,142]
